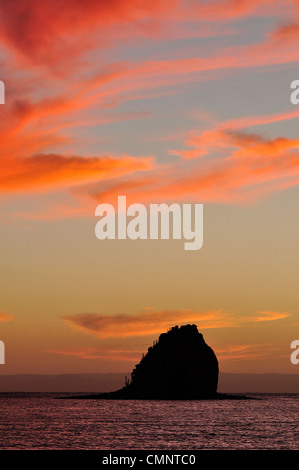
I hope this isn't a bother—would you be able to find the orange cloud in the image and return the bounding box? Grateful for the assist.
[64,309,237,338]
[271,22,299,42]
[0,153,154,193]
[0,0,177,68]
[0,0,284,68]
[216,343,279,360]
[0,67,156,195]
[252,311,292,322]
[48,347,140,362]
[1,0,299,215]
[90,97,299,206]
[0,312,13,322]
[64,308,293,339]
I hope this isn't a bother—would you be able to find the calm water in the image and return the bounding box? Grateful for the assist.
[0,393,298,449]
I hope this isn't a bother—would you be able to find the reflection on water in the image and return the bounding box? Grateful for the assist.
[0,393,298,449]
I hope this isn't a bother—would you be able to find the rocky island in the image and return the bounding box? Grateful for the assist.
[63,324,251,400]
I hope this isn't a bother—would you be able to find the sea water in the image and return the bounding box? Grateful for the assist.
[0,393,298,449]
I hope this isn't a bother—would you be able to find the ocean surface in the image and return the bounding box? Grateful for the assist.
[0,393,298,450]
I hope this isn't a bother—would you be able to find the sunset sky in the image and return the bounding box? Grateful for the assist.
[0,0,299,378]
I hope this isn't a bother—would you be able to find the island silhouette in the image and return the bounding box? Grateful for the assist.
[64,324,250,400]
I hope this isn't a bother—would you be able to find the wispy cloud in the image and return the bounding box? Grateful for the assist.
[48,347,141,362]
[64,309,237,338]
[252,311,292,322]
[63,308,292,339]
[0,312,13,322]
[92,109,299,206]
[0,1,285,68]
[216,343,280,360]
[0,152,154,193]
[1,0,299,218]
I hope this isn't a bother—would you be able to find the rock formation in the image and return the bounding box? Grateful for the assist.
[63,324,251,399]
[86,324,219,399]
[121,324,219,399]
